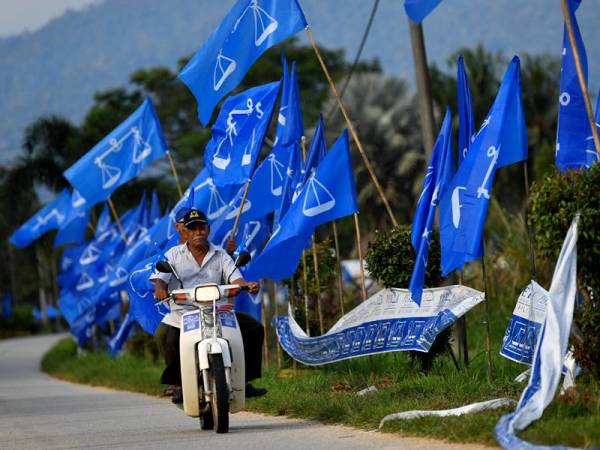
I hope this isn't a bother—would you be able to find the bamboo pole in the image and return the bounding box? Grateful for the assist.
[305,27,398,228]
[261,287,269,370]
[230,179,251,240]
[331,221,345,315]
[481,254,493,383]
[522,161,537,279]
[272,280,282,369]
[302,252,311,336]
[107,198,127,243]
[353,213,368,302]
[311,236,324,335]
[560,0,600,157]
[166,151,183,198]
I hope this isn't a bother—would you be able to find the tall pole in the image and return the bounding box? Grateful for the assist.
[481,253,493,383]
[261,288,269,370]
[230,180,251,241]
[407,21,436,159]
[271,281,282,369]
[166,151,184,198]
[301,253,311,336]
[107,198,127,243]
[353,213,368,302]
[560,0,600,157]
[331,221,345,315]
[306,27,398,228]
[35,246,49,326]
[300,136,325,335]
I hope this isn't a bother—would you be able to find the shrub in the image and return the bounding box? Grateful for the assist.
[529,165,600,381]
[365,224,447,371]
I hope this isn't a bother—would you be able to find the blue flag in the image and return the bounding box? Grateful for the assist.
[246,130,358,281]
[1,294,12,318]
[10,189,71,248]
[274,141,303,228]
[204,80,281,186]
[457,56,475,166]
[404,0,444,23]
[107,313,135,358]
[298,114,327,191]
[555,0,598,171]
[64,97,168,205]
[54,190,91,247]
[276,59,304,147]
[178,0,306,126]
[149,189,161,225]
[440,57,527,276]
[409,108,454,304]
[128,253,170,335]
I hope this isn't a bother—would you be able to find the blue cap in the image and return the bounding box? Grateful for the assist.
[174,207,191,223]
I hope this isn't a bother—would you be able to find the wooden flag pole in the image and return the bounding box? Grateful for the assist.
[353,213,368,302]
[107,198,127,243]
[331,221,345,316]
[300,135,325,335]
[230,179,252,241]
[481,252,494,383]
[301,252,311,336]
[522,161,538,279]
[305,26,398,228]
[560,0,600,157]
[261,287,269,370]
[166,151,184,198]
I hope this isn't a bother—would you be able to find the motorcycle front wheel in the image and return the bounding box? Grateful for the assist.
[209,354,229,433]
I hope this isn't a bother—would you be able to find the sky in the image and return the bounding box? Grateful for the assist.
[0,0,101,37]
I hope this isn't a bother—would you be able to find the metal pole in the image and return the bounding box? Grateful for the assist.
[407,20,436,158]
[305,27,398,228]
[166,151,184,198]
[560,0,600,157]
[353,213,368,302]
[331,221,345,315]
[107,198,127,243]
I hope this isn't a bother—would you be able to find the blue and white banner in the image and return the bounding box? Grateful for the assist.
[276,285,484,366]
[495,216,578,449]
[500,281,548,366]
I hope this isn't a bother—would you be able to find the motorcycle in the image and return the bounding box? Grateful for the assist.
[155,252,252,433]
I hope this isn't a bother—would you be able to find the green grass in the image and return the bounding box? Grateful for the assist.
[42,294,599,448]
[41,338,165,396]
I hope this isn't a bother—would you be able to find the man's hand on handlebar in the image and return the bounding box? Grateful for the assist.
[153,280,169,301]
[231,279,260,295]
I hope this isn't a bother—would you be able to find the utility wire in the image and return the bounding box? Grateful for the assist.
[325,0,380,123]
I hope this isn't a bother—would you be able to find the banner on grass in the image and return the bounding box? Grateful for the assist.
[500,281,548,366]
[275,285,484,366]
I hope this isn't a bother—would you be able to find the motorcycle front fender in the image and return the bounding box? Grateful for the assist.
[197,338,232,371]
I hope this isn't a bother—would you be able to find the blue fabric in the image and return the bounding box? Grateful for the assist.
[439,57,527,276]
[404,0,443,23]
[95,203,111,238]
[1,294,12,318]
[64,98,168,206]
[107,313,135,358]
[178,0,306,126]
[299,114,327,189]
[276,60,304,147]
[273,141,303,228]
[246,130,358,281]
[556,0,597,171]
[10,189,71,248]
[149,189,161,225]
[409,108,454,304]
[204,81,281,186]
[457,56,475,166]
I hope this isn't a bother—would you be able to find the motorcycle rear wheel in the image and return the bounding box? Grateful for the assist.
[210,354,229,433]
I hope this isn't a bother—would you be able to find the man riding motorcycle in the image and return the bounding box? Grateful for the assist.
[150,209,267,403]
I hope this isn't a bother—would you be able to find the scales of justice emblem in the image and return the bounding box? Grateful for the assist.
[31,209,65,231]
[302,168,335,217]
[213,0,279,92]
[268,153,285,196]
[212,98,264,171]
[94,127,153,190]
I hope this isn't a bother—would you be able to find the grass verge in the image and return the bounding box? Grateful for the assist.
[43,334,599,448]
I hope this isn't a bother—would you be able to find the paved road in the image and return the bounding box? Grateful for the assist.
[0,335,488,449]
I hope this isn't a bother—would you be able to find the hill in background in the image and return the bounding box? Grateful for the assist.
[1,0,598,165]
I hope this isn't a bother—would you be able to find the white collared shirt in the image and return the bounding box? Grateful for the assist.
[149,242,242,328]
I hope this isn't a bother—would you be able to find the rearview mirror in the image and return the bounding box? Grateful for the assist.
[235,251,251,268]
[156,261,173,273]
